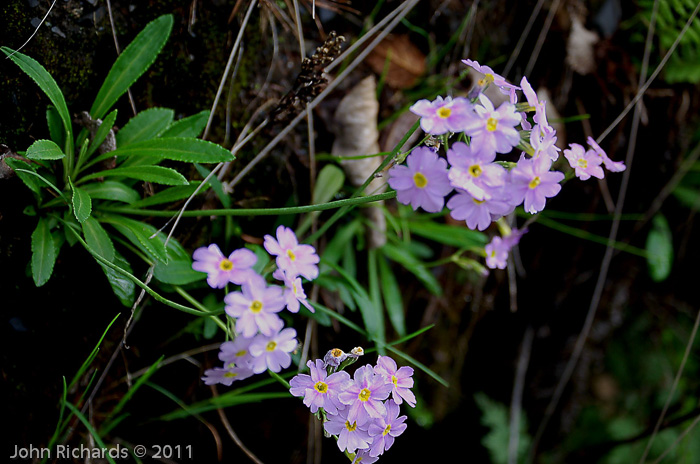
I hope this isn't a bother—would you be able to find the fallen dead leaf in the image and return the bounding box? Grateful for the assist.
[331,75,387,248]
[365,34,426,89]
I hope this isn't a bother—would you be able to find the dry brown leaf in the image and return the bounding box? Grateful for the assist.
[365,34,426,89]
[567,16,599,75]
[331,75,386,248]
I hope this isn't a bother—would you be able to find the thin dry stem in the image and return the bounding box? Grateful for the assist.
[509,327,534,464]
[502,0,545,79]
[528,2,658,459]
[523,0,561,78]
[227,0,421,191]
[650,413,700,464]
[211,385,265,464]
[5,0,57,60]
[597,1,700,144]
[640,306,700,463]
[203,0,258,141]
[106,0,137,116]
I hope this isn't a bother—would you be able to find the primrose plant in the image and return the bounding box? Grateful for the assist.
[390,59,626,270]
[195,225,416,463]
[197,225,320,383]
[2,15,232,304]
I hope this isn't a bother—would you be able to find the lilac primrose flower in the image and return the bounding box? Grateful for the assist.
[508,155,564,214]
[273,269,314,313]
[484,236,509,270]
[374,355,416,407]
[202,365,254,386]
[387,146,452,213]
[248,327,297,374]
[586,137,626,172]
[463,94,522,156]
[324,348,349,368]
[530,124,560,162]
[484,228,527,270]
[192,244,258,289]
[447,142,506,201]
[218,337,254,368]
[409,96,473,135]
[289,359,352,414]
[367,400,408,457]
[323,407,372,454]
[224,275,285,337]
[264,225,320,280]
[447,187,514,231]
[339,365,393,426]
[519,76,551,131]
[564,143,604,181]
[504,228,528,249]
[352,450,379,464]
[463,59,520,97]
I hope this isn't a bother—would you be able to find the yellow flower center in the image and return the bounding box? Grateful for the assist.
[266,341,277,351]
[391,375,398,387]
[286,249,296,261]
[236,350,247,357]
[219,259,234,271]
[437,107,452,119]
[478,73,495,86]
[469,164,482,178]
[473,198,485,205]
[250,300,263,313]
[224,372,238,378]
[331,348,344,358]
[345,421,357,432]
[486,117,498,132]
[577,158,588,168]
[358,388,371,402]
[383,424,392,436]
[528,177,541,189]
[314,381,328,394]
[413,172,428,188]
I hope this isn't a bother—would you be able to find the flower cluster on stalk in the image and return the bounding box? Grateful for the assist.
[388,58,626,269]
[290,348,414,463]
[193,225,319,386]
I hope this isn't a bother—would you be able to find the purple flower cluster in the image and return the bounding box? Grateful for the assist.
[195,226,320,385]
[289,352,414,462]
[390,59,627,270]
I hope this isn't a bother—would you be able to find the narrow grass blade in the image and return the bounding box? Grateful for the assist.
[63,403,118,464]
[100,356,165,435]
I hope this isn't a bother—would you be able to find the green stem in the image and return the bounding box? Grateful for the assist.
[173,286,229,334]
[531,214,648,257]
[268,369,291,390]
[63,224,216,316]
[305,119,421,244]
[99,191,397,218]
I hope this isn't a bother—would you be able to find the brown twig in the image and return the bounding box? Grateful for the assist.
[528,1,659,459]
[211,385,265,464]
